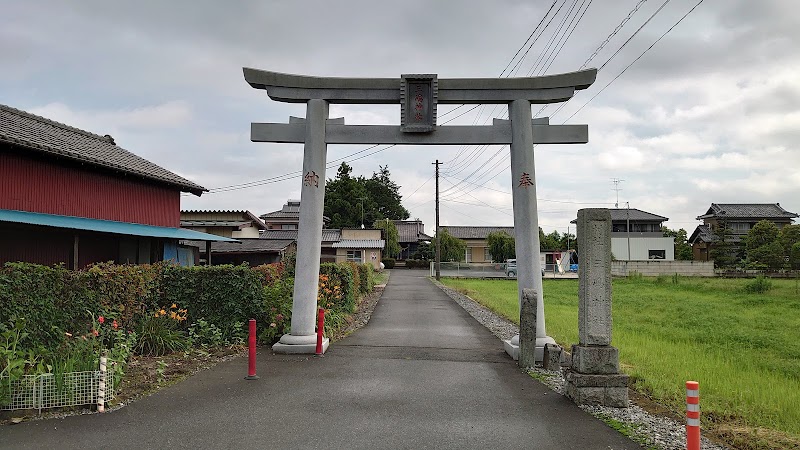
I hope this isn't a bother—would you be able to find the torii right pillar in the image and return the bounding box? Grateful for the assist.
[566,208,628,407]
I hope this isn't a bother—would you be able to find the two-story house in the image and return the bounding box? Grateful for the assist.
[571,208,674,261]
[689,203,798,261]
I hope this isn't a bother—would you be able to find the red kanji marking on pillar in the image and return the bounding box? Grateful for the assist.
[519,172,534,187]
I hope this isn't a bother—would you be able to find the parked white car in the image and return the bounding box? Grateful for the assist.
[505,259,545,277]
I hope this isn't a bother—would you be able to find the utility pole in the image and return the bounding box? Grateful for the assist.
[433,160,442,280]
[626,201,631,260]
[358,197,367,229]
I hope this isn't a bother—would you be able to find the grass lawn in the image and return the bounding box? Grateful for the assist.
[440,275,800,448]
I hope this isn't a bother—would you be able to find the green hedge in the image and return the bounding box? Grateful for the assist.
[382,258,396,269]
[406,259,430,269]
[1,260,377,353]
[161,264,266,337]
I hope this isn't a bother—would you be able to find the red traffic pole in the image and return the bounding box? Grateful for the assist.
[316,308,325,355]
[686,381,700,450]
[245,319,259,380]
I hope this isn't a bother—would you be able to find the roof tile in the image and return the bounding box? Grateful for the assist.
[0,104,206,195]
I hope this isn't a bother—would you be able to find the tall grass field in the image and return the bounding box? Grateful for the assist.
[440,275,800,448]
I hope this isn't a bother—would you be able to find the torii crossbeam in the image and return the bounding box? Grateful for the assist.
[245,67,596,358]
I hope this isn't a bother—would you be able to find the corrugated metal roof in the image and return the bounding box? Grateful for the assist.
[180,220,250,228]
[260,229,341,242]
[181,210,267,230]
[1,208,236,241]
[182,238,293,253]
[0,104,206,196]
[332,239,385,249]
[697,203,798,220]
[441,226,515,239]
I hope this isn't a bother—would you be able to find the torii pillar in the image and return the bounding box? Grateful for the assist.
[244,68,597,356]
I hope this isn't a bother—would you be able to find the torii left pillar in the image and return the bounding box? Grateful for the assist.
[272,98,330,354]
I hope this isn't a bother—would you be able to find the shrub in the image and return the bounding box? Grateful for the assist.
[357,264,374,295]
[0,263,71,350]
[319,263,356,313]
[744,275,773,294]
[406,259,430,269]
[382,258,396,269]
[135,305,190,356]
[252,262,285,286]
[263,277,293,344]
[161,264,265,340]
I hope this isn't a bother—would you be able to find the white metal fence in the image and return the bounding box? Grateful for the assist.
[1,370,114,413]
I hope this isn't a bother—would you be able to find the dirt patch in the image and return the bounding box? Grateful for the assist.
[112,346,246,407]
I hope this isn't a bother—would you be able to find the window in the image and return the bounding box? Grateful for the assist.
[648,250,666,259]
[465,247,472,263]
[281,224,298,230]
[730,222,750,233]
[346,250,363,262]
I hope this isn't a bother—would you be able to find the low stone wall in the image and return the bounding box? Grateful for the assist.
[611,260,715,277]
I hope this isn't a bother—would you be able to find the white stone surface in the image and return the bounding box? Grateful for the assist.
[279,98,329,352]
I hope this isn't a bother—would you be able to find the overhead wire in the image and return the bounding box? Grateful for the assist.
[562,0,706,123]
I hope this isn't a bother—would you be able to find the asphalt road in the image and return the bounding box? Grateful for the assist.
[0,269,637,449]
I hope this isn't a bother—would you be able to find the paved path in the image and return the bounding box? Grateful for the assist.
[0,270,638,449]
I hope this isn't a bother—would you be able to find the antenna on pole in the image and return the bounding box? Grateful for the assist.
[611,178,624,208]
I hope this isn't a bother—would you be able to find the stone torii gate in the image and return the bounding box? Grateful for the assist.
[244,67,597,356]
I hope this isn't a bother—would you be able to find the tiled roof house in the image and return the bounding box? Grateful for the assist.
[0,103,230,268]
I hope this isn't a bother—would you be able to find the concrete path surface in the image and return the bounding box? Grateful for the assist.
[0,269,639,449]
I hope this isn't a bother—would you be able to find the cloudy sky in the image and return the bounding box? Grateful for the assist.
[3,0,798,236]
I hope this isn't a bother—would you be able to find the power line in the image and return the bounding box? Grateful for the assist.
[540,0,665,119]
[563,0,706,123]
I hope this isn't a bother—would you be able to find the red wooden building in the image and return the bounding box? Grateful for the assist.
[0,103,233,268]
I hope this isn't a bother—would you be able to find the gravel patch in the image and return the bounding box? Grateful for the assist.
[431,279,729,450]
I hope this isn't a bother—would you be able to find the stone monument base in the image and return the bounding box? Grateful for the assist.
[272,333,329,354]
[503,334,556,362]
[565,371,629,408]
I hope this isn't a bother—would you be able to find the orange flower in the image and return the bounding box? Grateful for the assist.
[92,329,99,336]
[98,316,105,324]
[112,320,119,330]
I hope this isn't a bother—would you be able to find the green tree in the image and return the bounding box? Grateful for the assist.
[324,163,410,229]
[745,220,783,269]
[662,226,693,260]
[373,219,400,258]
[324,163,369,228]
[487,231,515,262]
[790,242,800,270]
[747,241,785,270]
[779,224,800,259]
[364,166,410,223]
[710,222,738,269]
[433,229,467,262]
[745,220,780,250]
[412,242,434,260]
[539,228,562,250]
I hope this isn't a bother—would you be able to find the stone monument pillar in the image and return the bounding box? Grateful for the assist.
[565,208,628,407]
[272,99,330,354]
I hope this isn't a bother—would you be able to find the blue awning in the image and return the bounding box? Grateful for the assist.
[0,209,237,242]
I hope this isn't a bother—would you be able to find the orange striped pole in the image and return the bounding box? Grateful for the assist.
[686,381,700,450]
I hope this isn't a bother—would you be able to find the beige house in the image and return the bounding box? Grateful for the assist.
[181,210,267,238]
[333,228,385,270]
[441,226,515,263]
